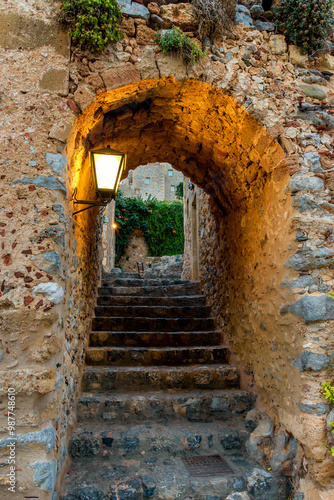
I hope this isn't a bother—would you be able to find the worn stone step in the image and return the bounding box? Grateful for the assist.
[92,316,215,332]
[98,282,202,297]
[68,419,250,460]
[103,272,182,280]
[101,278,198,288]
[97,295,207,307]
[85,346,229,367]
[77,389,257,423]
[94,305,212,319]
[62,448,290,500]
[82,364,240,392]
[89,331,221,348]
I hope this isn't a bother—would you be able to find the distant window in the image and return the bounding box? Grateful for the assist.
[135,188,140,194]
[171,185,175,192]
[168,170,173,177]
[145,177,150,184]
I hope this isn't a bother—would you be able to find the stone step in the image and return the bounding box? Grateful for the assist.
[92,316,215,332]
[97,295,207,307]
[85,346,229,367]
[99,282,202,297]
[94,305,212,319]
[101,278,198,288]
[77,389,257,423]
[103,272,182,280]
[89,331,221,348]
[68,419,249,460]
[82,365,240,392]
[62,445,289,500]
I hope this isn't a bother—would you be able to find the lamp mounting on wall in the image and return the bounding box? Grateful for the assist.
[72,147,126,215]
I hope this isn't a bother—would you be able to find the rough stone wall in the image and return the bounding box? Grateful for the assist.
[0,2,101,499]
[120,162,183,201]
[102,201,116,273]
[1,1,334,499]
[182,177,198,280]
[118,228,149,272]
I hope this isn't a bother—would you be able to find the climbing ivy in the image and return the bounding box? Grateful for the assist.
[176,181,184,201]
[61,0,123,52]
[114,192,184,265]
[323,382,334,456]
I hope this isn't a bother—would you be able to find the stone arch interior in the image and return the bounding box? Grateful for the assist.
[66,77,287,321]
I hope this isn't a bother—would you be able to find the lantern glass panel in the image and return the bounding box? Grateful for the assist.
[94,153,123,191]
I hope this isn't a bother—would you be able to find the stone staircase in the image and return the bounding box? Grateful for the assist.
[62,273,290,500]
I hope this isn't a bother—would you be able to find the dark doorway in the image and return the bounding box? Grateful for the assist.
[262,0,273,10]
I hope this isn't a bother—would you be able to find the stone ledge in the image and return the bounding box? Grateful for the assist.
[0,12,70,57]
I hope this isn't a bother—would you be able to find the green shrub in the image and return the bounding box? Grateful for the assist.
[323,382,334,456]
[61,0,123,52]
[114,192,184,264]
[274,0,333,54]
[155,28,203,65]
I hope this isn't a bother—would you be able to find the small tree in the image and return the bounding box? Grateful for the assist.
[176,182,184,201]
[274,0,334,54]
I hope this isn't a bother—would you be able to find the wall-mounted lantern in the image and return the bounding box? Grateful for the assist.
[73,147,126,215]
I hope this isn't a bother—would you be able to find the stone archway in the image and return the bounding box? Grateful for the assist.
[63,77,334,497]
[67,77,285,215]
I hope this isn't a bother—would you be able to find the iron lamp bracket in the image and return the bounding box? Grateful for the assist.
[72,187,113,216]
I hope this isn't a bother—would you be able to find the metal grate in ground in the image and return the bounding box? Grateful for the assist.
[182,454,235,477]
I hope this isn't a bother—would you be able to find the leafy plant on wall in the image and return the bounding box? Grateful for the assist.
[155,28,203,65]
[60,0,123,52]
[323,382,334,456]
[274,0,334,54]
[114,192,184,265]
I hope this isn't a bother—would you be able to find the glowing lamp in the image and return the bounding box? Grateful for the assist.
[72,147,126,215]
[91,147,126,196]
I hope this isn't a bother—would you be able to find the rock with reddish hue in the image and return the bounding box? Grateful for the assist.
[24,296,34,306]
[49,121,73,143]
[85,73,105,91]
[121,17,136,37]
[100,63,140,90]
[136,23,156,45]
[74,85,96,111]
[147,2,160,15]
[160,3,195,29]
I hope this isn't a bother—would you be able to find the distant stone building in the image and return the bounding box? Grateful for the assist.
[120,162,183,201]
